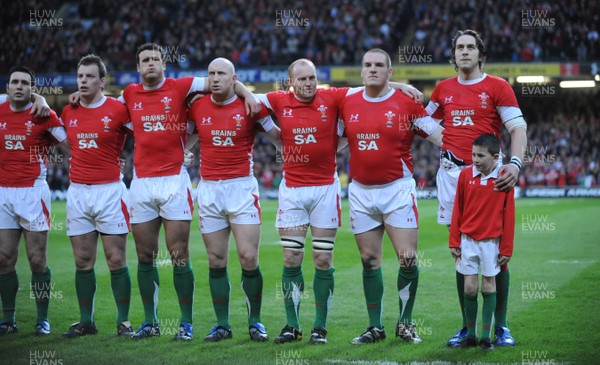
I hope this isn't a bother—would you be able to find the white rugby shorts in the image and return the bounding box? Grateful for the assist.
[0,185,51,231]
[456,233,500,277]
[197,175,261,234]
[130,172,194,223]
[348,177,418,234]
[67,181,130,236]
[276,177,341,229]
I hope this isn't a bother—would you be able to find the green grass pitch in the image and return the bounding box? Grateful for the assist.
[2,198,599,364]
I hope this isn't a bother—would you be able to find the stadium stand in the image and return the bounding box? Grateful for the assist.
[1,0,598,190]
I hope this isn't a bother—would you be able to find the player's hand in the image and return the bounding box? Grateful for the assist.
[183,150,194,167]
[399,84,424,104]
[30,94,50,118]
[68,91,81,106]
[494,164,519,192]
[244,94,261,116]
[497,255,511,266]
[450,247,461,262]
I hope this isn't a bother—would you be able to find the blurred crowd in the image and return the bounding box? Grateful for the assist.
[413,0,599,63]
[1,0,597,74]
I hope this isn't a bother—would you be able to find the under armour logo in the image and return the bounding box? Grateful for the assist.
[349,114,359,122]
[133,102,143,110]
[69,119,78,127]
[283,109,293,117]
[0,122,6,130]
[444,96,453,104]
[201,117,211,125]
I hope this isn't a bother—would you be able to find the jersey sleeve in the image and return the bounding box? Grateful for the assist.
[494,78,519,107]
[255,93,273,111]
[254,104,273,132]
[187,76,206,95]
[426,86,443,121]
[46,112,67,143]
[410,101,435,138]
[325,87,350,104]
[449,169,466,248]
[499,189,515,257]
[266,91,288,112]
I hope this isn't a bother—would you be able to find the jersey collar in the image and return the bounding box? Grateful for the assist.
[9,101,33,112]
[472,162,501,182]
[142,79,166,91]
[457,73,487,85]
[362,87,395,103]
[210,94,238,106]
[80,95,107,109]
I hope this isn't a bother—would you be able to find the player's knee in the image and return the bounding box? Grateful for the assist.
[481,276,496,293]
[207,252,227,267]
[312,250,333,270]
[464,282,478,296]
[283,249,303,267]
[361,255,379,270]
[105,255,126,271]
[0,254,17,273]
[136,249,155,264]
[238,251,258,270]
[399,256,417,270]
[28,256,47,273]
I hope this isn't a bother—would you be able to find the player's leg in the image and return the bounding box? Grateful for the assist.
[164,219,194,341]
[494,264,514,346]
[228,177,267,341]
[100,233,133,336]
[348,181,387,344]
[455,234,480,348]
[480,239,500,350]
[377,178,421,343]
[23,229,51,336]
[154,173,195,340]
[350,225,386,344]
[231,222,268,341]
[437,165,469,346]
[461,274,479,347]
[274,181,309,343]
[92,180,134,335]
[480,275,496,350]
[163,219,194,331]
[202,227,233,341]
[0,229,21,335]
[63,232,100,338]
[129,176,162,338]
[307,183,340,344]
[132,218,161,330]
[196,179,232,342]
[310,226,335,344]
[387,225,422,343]
[276,226,307,344]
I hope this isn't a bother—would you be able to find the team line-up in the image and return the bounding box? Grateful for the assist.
[0,29,527,350]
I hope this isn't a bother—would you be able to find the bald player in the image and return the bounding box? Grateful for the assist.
[255,58,423,344]
[188,58,281,343]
